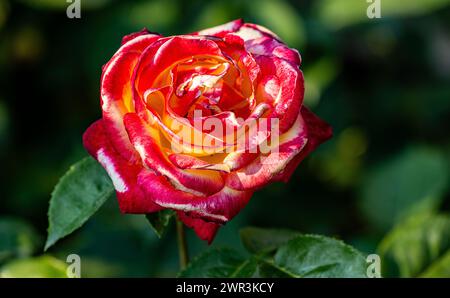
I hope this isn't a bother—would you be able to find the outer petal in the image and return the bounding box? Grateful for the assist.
[273,106,333,182]
[255,55,303,133]
[101,33,161,163]
[194,19,279,42]
[137,170,253,223]
[177,212,220,244]
[194,19,244,37]
[121,28,155,45]
[235,22,281,42]
[243,36,301,66]
[83,119,162,213]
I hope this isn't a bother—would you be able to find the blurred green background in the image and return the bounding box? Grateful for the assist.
[0,0,449,277]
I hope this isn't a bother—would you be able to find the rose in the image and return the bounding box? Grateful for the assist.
[83,19,332,243]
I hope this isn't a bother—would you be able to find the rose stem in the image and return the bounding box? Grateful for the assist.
[176,219,189,270]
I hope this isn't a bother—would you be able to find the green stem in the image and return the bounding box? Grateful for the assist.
[176,219,189,270]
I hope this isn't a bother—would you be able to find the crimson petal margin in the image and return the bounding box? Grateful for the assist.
[101,33,161,163]
[177,211,220,244]
[273,106,333,182]
[83,119,162,213]
[137,170,253,223]
[227,110,308,191]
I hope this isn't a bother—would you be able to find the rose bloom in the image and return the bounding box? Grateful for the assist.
[83,19,332,243]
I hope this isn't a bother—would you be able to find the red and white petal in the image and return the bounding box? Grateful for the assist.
[133,36,225,97]
[234,23,281,43]
[121,28,156,45]
[123,112,225,196]
[137,170,253,223]
[226,111,308,190]
[194,19,244,37]
[168,153,231,173]
[218,35,260,99]
[255,55,303,134]
[244,36,301,66]
[168,150,258,174]
[273,106,332,182]
[83,119,162,214]
[101,33,161,162]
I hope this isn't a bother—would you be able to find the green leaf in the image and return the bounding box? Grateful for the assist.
[0,255,68,278]
[145,210,175,238]
[180,232,368,278]
[178,248,247,278]
[45,157,114,250]
[420,250,450,278]
[240,227,299,253]
[0,218,41,264]
[179,249,294,278]
[178,246,293,278]
[229,255,292,278]
[274,235,368,277]
[360,147,448,231]
[378,213,450,277]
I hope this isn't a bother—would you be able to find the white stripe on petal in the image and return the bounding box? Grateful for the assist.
[156,202,228,222]
[97,148,128,193]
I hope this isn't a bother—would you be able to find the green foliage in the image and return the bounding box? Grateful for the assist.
[146,210,176,238]
[180,229,368,278]
[240,227,299,253]
[179,248,248,278]
[274,235,367,277]
[0,218,41,264]
[45,157,114,250]
[0,255,67,278]
[316,0,450,29]
[421,250,450,277]
[360,147,449,231]
[378,213,450,277]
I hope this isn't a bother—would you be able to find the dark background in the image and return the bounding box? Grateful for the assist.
[0,0,449,277]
